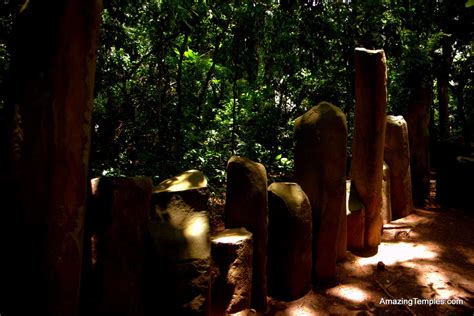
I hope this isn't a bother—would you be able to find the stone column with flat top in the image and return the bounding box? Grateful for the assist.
[350,48,387,249]
[210,228,253,315]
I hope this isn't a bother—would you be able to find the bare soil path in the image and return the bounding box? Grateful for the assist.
[212,178,474,315]
[267,205,474,315]
[262,173,474,316]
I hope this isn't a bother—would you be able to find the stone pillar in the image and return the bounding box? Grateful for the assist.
[405,80,431,206]
[384,115,414,219]
[267,182,312,300]
[146,170,211,315]
[381,162,392,224]
[350,48,387,249]
[1,2,102,315]
[91,176,152,316]
[346,180,365,251]
[294,101,347,284]
[336,200,348,261]
[210,228,253,315]
[225,156,268,312]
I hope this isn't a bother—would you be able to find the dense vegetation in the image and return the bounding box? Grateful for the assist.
[1,1,473,192]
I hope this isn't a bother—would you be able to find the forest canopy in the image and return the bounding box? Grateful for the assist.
[1,0,473,192]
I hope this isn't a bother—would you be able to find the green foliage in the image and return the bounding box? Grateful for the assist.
[89,0,473,192]
[0,2,16,112]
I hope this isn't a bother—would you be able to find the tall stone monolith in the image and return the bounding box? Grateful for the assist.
[350,48,387,249]
[225,156,268,312]
[0,2,102,315]
[294,101,347,284]
[384,115,414,219]
[267,182,312,300]
[90,176,153,316]
[146,170,211,315]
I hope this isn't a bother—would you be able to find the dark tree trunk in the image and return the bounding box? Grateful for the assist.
[405,79,432,207]
[197,32,223,120]
[437,40,452,141]
[175,32,189,144]
[0,1,102,315]
[452,82,469,143]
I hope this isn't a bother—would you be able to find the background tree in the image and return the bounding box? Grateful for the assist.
[4,0,468,197]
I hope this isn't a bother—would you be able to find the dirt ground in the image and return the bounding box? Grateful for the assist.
[265,207,474,315]
[264,180,474,315]
[211,177,474,315]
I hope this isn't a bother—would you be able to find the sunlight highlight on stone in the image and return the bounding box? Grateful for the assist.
[184,214,209,237]
[211,228,252,244]
[386,115,405,126]
[182,213,210,259]
[287,304,316,316]
[328,285,368,303]
[155,169,207,193]
[356,242,437,266]
[212,235,246,244]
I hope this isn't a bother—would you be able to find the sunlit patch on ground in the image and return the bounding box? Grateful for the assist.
[326,284,369,303]
[285,304,317,316]
[267,208,474,315]
[355,241,438,266]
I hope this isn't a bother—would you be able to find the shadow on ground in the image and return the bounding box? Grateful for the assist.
[266,206,474,315]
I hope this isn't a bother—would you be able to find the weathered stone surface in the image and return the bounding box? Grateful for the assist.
[90,176,152,316]
[336,196,348,261]
[384,115,414,219]
[381,162,392,224]
[146,170,211,315]
[152,170,210,261]
[210,228,253,315]
[346,180,365,251]
[0,2,102,315]
[294,101,347,283]
[267,182,312,300]
[405,80,431,206]
[225,156,268,312]
[155,169,208,193]
[351,48,387,249]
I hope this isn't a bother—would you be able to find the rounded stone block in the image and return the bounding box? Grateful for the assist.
[210,228,253,315]
[294,101,347,284]
[267,182,312,300]
[384,115,414,219]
